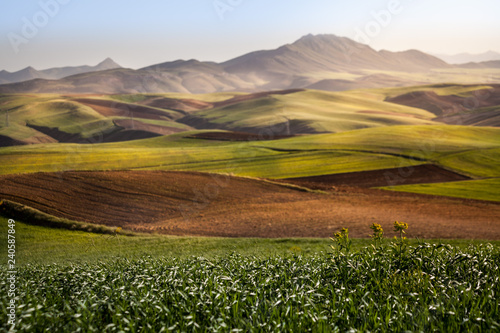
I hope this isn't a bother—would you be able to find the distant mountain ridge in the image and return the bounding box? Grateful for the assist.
[0,34,496,94]
[0,58,122,84]
[433,51,500,64]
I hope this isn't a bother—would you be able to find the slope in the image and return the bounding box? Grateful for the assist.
[384,84,500,126]
[0,94,193,146]
[178,89,437,134]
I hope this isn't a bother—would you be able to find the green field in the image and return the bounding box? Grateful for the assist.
[1,216,499,332]
[1,123,499,200]
[0,217,329,265]
[380,178,500,202]
[3,217,498,266]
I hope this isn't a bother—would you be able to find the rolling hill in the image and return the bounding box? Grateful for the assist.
[384,84,500,126]
[1,84,499,147]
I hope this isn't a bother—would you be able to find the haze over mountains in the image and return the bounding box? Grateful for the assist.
[433,51,500,64]
[0,58,121,84]
[0,34,498,94]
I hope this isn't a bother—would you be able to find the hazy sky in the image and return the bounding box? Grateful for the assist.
[1,0,499,71]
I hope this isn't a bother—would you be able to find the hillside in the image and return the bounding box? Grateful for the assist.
[177,89,436,134]
[384,84,500,126]
[1,84,499,147]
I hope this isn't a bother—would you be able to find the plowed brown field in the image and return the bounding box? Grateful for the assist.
[1,171,499,239]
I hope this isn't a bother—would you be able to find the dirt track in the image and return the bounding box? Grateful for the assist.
[1,171,499,239]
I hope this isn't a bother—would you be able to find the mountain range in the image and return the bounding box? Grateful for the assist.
[0,58,121,84]
[0,34,498,94]
[433,51,500,64]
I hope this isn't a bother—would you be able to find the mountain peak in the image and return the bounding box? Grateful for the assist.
[18,66,41,75]
[299,33,315,40]
[298,33,340,40]
[96,58,121,70]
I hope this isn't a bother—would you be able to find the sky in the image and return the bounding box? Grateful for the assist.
[1,0,499,72]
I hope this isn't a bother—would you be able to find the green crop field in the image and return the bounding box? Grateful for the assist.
[1,216,499,332]
[2,125,500,175]
[2,249,500,332]
[380,178,500,202]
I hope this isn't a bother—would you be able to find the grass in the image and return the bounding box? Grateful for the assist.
[0,217,330,266]
[380,178,500,202]
[261,124,500,157]
[23,100,106,132]
[1,216,499,266]
[438,147,500,178]
[1,222,499,331]
[0,200,129,235]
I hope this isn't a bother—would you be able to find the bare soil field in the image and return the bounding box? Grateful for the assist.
[1,171,499,239]
[281,164,471,189]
